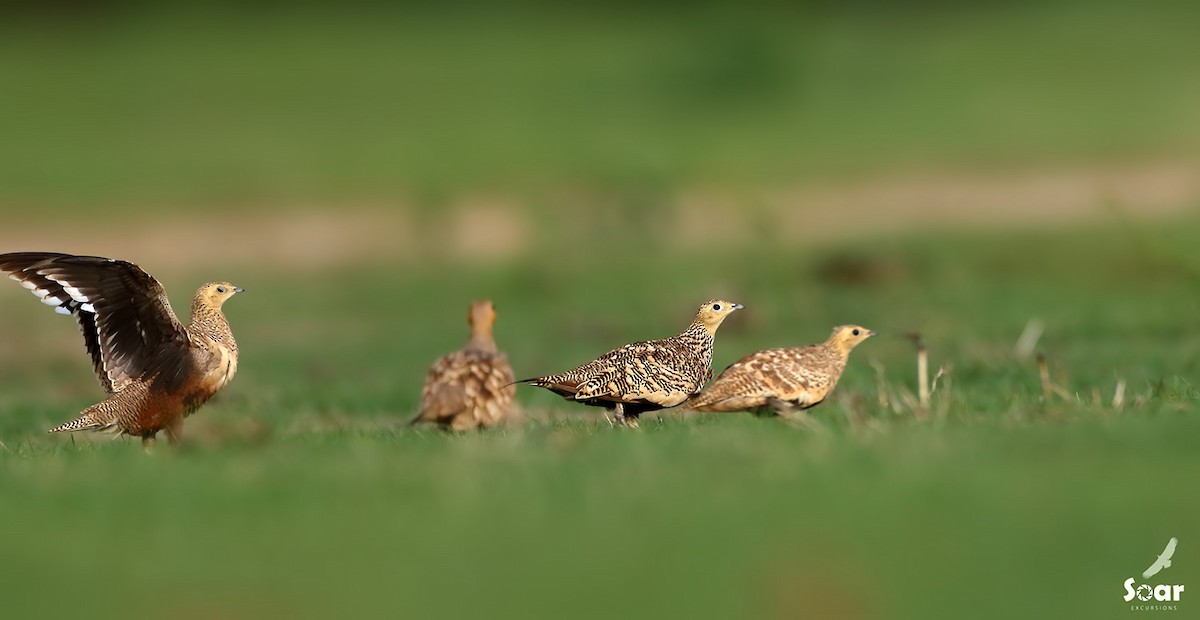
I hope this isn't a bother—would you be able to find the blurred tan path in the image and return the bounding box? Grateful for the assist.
[2,159,1196,269]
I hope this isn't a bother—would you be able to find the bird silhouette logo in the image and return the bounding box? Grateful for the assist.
[1142,538,1178,580]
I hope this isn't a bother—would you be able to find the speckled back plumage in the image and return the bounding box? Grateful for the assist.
[413,300,516,430]
[0,252,243,447]
[687,325,874,414]
[521,300,742,421]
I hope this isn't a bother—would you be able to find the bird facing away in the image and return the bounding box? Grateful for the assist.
[519,300,743,427]
[411,299,516,431]
[0,252,244,448]
[686,325,875,415]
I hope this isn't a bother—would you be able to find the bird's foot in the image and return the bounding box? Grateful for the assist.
[610,403,626,428]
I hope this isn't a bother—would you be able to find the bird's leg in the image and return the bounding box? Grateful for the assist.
[765,397,789,417]
[165,417,184,446]
[141,434,157,452]
[611,402,625,426]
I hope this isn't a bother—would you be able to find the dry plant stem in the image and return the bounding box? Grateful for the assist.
[1037,353,1053,399]
[1113,379,1126,410]
[870,359,889,408]
[930,366,947,395]
[916,342,930,408]
[1014,318,1044,359]
[901,332,930,416]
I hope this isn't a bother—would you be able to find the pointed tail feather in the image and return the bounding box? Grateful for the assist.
[47,414,105,434]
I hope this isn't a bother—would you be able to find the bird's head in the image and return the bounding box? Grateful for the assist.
[829,325,876,353]
[465,299,501,352]
[469,299,497,332]
[694,299,744,334]
[199,282,245,308]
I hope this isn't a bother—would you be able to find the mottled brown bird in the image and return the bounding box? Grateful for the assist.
[0,252,244,448]
[519,299,743,427]
[686,325,875,415]
[411,299,516,430]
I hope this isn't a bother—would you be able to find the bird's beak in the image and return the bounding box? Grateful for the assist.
[234,287,246,293]
[868,330,877,336]
[732,303,744,310]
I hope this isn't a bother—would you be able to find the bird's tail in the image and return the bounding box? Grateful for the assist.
[47,410,107,434]
[681,393,724,412]
[410,383,472,427]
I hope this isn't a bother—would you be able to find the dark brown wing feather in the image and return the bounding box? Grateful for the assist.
[76,311,107,389]
[0,252,189,393]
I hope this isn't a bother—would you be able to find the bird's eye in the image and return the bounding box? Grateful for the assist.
[852,329,860,336]
[712,303,722,311]
[216,286,227,293]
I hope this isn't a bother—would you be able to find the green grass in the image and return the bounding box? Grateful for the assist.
[1,218,1197,619]
[1,3,1198,616]
[2,0,1199,210]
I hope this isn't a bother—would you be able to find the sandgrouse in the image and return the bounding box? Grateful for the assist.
[519,299,743,427]
[0,252,244,447]
[411,299,516,430]
[686,325,874,415]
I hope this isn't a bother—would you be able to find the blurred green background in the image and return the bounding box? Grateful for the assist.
[1,1,1198,619]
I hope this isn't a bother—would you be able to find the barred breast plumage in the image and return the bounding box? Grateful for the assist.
[0,252,244,448]
[519,299,742,427]
[412,299,516,430]
[687,325,875,415]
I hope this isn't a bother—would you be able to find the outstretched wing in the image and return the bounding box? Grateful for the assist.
[1142,537,1179,579]
[0,252,189,393]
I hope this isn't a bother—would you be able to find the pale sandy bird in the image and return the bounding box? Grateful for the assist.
[411,299,516,430]
[519,300,743,427]
[686,325,875,415]
[0,252,244,448]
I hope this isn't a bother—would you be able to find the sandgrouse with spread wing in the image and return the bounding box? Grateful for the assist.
[411,299,516,430]
[686,325,874,415]
[0,252,244,448]
[520,300,742,427]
